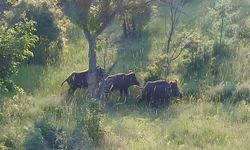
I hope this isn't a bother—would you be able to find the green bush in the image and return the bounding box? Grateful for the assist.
[4,1,62,65]
[25,119,67,150]
[25,2,62,65]
[238,18,250,40]
[233,84,250,103]
[207,82,236,102]
[0,17,38,95]
[24,128,47,150]
[141,56,165,83]
[207,82,250,103]
[0,144,8,150]
[212,41,235,60]
[83,101,104,146]
[3,138,16,150]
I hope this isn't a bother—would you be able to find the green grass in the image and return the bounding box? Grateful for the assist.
[102,100,250,149]
[11,65,45,93]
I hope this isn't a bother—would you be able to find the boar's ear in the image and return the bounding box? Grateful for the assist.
[174,80,177,83]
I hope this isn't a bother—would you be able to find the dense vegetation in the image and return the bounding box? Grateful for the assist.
[0,0,250,149]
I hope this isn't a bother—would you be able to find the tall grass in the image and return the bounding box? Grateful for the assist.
[102,100,250,150]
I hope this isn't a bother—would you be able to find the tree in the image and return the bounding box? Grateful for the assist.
[0,17,38,96]
[0,0,13,17]
[161,0,185,76]
[59,0,124,98]
[120,0,152,39]
[60,0,155,98]
[200,0,238,45]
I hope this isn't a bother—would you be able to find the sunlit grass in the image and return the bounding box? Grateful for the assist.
[102,100,250,150]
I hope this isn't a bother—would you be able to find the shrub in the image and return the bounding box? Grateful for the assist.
[182,81,200,97]
[0,17,38,95]
[24,128,47,150]
[238,18,250,40]
[4,1,62,65]
[83,101,104,146]
[141,56,165,83]
[0,144,8,150]
[25,2,62,65]
[207,82,234,102]
[24,119,67,150]
[3,138,16,150]
[233,83,250,103]
[212,41,235,60]
[207,82,250,103]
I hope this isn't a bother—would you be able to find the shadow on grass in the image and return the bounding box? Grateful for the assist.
[102,93,172,120]
[12,64,45,93]
[112,33,152,73]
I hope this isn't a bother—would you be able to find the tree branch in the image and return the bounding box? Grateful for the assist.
[83,27,92,43]
[159,0,187,15]
[171,30,195,61]
[171,47,185,61]
[95,3,123,36]
[95,0,155,37]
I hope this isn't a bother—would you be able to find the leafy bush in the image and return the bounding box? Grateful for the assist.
[3,138,16,150]
[212,41,234,59]
[141,55,165,83]
[24,119,67,150]
[25,2,62,65]
[0,18,38,95]
[238,18,250,40]
[207,82,250,103]
[182,81,200,97]
[83,101,104,146]
[24,128,47,150]
[0,144,8,150]
[207,82,236,102]
[4,1,62,65]
[233,83,250,103]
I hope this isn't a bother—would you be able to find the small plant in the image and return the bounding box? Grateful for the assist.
[207,82,236,102]
[141,55,166,83]
[83,101,104,146]
[24,118,67,150]
[233,83,250,103]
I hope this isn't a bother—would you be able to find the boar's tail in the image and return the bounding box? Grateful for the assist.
[61,77,68,87]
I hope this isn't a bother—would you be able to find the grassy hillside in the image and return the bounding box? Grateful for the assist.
[1,0,250,149]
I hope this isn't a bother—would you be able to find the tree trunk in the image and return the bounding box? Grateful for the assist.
[88,39,98,98]
[123,19,128,38]
[219,16,224,47]
[165,56,171,76]
[131,17,136,38]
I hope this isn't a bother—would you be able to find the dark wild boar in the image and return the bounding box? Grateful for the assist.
[104,72,140,98]
[138,80,182,106]
[61,66,106,94]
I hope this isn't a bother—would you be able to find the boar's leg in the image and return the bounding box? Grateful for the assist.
[68,86,77,95]
[119,89,123,97]
[124,88,128,97]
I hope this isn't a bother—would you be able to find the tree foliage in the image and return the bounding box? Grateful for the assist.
[0,18,38,95]
[59,0,154,97]
[59,0,124,97]
[3,1,62,65]
[120,0,152,38]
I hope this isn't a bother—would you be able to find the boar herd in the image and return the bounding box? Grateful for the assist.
[61,66,182,106]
